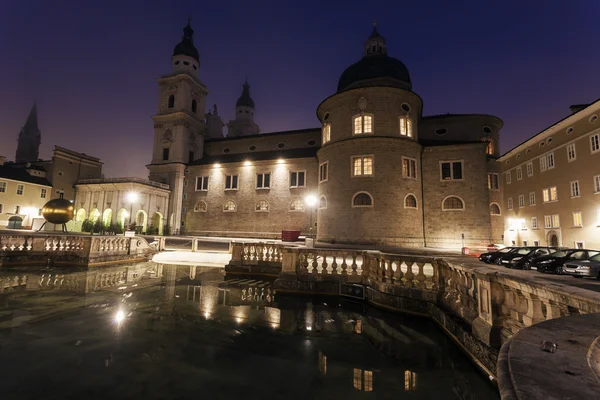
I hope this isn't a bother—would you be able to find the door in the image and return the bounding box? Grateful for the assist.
[550,234,558,247]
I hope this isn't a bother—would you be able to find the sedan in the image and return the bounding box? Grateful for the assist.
[479,247,515,264]
[497,247,557,270]
[563,253,600,279]
[535,249,600,274]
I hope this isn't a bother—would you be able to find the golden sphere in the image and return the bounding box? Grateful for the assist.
[42,198,75,224]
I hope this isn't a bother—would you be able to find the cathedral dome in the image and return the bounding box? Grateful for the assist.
[173,20,199,62]
[337,25,412,93]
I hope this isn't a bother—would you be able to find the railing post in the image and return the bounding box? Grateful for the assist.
[281,247,298,278]
[229,242,243,265]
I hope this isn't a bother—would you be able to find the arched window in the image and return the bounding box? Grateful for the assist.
[442,196,465,211]
[490,203,501,216]
[322,123,331,144]
[404,194,417,209]
[168,95,175,109]
[290,199,305,212]
[319,195,327,209]
[194,200,207,212]
[353,113,373,135]
[191,99,197,113]
[486,140,494,155]
[223,200,236,212]
[399,117,413,137]
[255,200,269,212]
[352,192,373,208]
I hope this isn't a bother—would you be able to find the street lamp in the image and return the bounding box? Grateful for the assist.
[305,194,318,238]
[126,192,138,230]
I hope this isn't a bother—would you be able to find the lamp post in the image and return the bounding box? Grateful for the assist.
[126,192,138,231]
[305,194,318,238]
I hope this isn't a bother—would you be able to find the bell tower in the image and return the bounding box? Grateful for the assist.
[147,18,208,234]
[15,102,41,163]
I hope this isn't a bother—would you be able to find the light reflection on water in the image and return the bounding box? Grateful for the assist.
[0,262,498,399]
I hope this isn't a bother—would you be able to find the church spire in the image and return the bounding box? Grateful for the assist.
[364,22,387,56]
[15,102,42,163]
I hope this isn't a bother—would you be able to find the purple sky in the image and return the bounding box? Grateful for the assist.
[1,0,599,178]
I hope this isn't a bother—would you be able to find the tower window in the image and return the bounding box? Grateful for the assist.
[399,117,413,137]
[163,148,170,161]
[352,192,373,208]
[404,194,418,209]
[174,61,180,65]
[168,95,175,109]
[353,113,373,134]
[192,99,197,113]
[486,140,494,155]
[188,151,194,163]
[322,123,331,144]
[442,196,465,211]
[183,61,189,66]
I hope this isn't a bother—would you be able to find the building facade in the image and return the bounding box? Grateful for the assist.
[499,101,600,250]
[150,22,504,248]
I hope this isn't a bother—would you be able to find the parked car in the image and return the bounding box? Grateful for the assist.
[535,249,600,274]
[479,247,515,264]
[497,247,558,269]
[486,243,506,252]
[563,253,600,279]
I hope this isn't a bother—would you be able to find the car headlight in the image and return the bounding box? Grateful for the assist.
[577,266,591,270]
[511,257,523,262]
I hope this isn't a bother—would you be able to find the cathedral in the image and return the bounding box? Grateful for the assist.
[148,20,504,248]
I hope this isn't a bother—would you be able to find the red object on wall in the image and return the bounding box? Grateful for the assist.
[282,230,301,242]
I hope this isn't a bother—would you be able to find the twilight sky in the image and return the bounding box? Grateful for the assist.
[1,0,599,178]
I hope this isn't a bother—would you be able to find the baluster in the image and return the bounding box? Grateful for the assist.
[331,253,338,275]
[311,254,318,274]
[351,255,359,276]
[320,253,328,274]
[341,253,348,276]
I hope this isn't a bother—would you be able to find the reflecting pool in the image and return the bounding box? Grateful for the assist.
[0,263,498,399]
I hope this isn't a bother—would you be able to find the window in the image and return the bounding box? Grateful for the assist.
[290,199,305,212]
[540,156,547,171]
[505,171,511,184]
[399,116,413,137]
[319,195,327,209]
[547,152,555,169]
[353,114,373,134]
[570,181,580,197]
[544,215,552,228]
[402,157,417,178]
[41,188,47,199]
[573,211,583,227]
[575,241,585,249]
[522,240,528,246]
[319,162,328,183]
[552,214,560,228]
[256,173,271,189]
[591,134,600,153]
[322,123,331,144]
[352,156,373,176]
[542,186,557,202]
[0,204,3,213]
[195,176,209,191]
[352,192,373,207]
[194,200,207,212]
[507,197,513,210]
[595,175,600,193]
[16,185,24,195]
[353,369,373,392]
[490,203,501,215]
[532,217,538,229]
[485,140,494,155]
[183,193,187,199]
[168,95,175,108]
[290,171,306,188]
[518,195,525,208]
[255,200,269,212]
[225,175,238,190]
[529,192,536,206]
[191,99,197,113]
[442,196,465,211]
[516,167,522,180]
[404,194,417,209]
[404,370,417,392]
[0,181,5,193]
[162,148,169,161]
[223,200,236,212]
[567,144,576,161]
[188,151,195,163]
[487,173,499,190]
[526,162,533,177]
[440,161,463,180]
[15,205,20,214]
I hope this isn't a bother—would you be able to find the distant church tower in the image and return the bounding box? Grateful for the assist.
[15,102,41,163]
[147,18,207,234]
[227,79,260,137]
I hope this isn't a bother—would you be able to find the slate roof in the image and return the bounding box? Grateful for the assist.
[0,166,52,186]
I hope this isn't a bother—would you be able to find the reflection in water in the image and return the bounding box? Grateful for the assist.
[0,262,498,399]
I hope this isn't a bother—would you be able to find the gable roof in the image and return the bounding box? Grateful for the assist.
[0,166,52,186]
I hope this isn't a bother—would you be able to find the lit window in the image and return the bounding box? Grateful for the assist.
[352,192,373,207]
[405,194,417,209]
[290,199,305,212]
[532,217,538,229]
[353,369,362,391]
[399,116,413,137]
[223,200,236,212]
[521,220,527,230]
[290,171,306,188]
[487,173,499,190]
[490,203,501,215]
[353,114,373,134]
[194,200,207,212]
[40,188,47,198]
[256,173,271,189]
[507,197,513,210]
[442,196,465,210]
[318,352,327,376]
[353,369,373,392]
[0,181,5,193]
[595,175,600,193]
[543,186,557,202]
[255,200,269,212]
[402,157,417,178]
[573,211,583,227]
[440,161,463,180]
[516,167,522,180]
[319,162,328,182]
[485,141,494,155]
[552,214,560,228]
[529,192,536,206]
[322,123,331,144]
[544,215,552,228]
[567,144,576,162]
[225,175,238,190]
[518,195,525,208]
[506,171,511,184]
[526,162,533,177]
[591,134,600,153]
[352,156,373,176]
[16,185,24,195]
[196,176,209,191]
[570,181,580,197]
[404,370,417,391]
[319,195,327,209]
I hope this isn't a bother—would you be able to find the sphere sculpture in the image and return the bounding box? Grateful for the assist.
[37,194,74,233]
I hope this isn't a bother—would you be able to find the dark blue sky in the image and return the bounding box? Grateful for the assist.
[1,0,599,178]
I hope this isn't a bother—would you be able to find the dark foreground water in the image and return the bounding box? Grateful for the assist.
[0,262,498,399]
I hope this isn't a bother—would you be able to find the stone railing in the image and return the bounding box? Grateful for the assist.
[230,242,284,265]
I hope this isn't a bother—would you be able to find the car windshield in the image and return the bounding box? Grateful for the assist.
[498,247,513,253]
[517,248,533,255]
[550,250,568,257]
[589,253,600,261]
